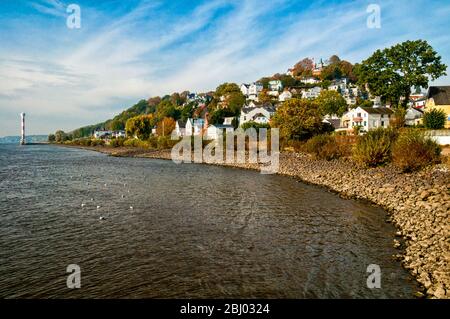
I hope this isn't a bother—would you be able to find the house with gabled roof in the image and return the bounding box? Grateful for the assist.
[343,106,394,132]
[425,86,450,128]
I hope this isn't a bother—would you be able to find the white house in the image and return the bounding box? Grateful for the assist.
[328,78,348,92]
[94,130,112,139]
[405,106,424,126]
[112,130,126,138]
[185,118,205,136]
[239,103,276,126]
[279,90,292,102]
[300,77,320,85]
[241,82,263,101]
[269,80,283,92]
[343,107,394,132]
[173,120,186,137]
[302,87,322,99]
[206,124,234,140]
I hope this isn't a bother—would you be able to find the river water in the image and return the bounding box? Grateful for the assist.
[0,144,419,298]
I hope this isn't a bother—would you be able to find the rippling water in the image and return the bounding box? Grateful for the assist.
[0,144,419,298]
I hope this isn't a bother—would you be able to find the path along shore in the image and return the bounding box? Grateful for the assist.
[59,144,450,299]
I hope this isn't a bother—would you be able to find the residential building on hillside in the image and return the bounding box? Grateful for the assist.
[206,124,234,140]
[241,82,263,101]
[185,118,205,136]
[299,76,320,85]
[302,86,322,99]
[94,130,112,139]
[174,120,186,137]
[269,80,283,92]
[279,90,293,102]
[425,86,450,128]
[405,107,424,126]
[342,107,394,132]
[112,130,126,138]
[239,103,276,126]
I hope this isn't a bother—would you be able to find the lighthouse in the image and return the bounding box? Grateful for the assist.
[20,113,26,145]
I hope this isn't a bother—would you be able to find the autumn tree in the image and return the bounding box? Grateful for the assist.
[315,90,348,117]
[156,117,176,136]
[271,99,326,141]
[292,58,314,77]
[356,40,447,108]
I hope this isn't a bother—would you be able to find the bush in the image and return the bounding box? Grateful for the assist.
[109,138,125,147]
[352,128,398,167]
[392,130,441,172]
[304,134,350,160]
[423,109,447,129]
[123,138,149,148]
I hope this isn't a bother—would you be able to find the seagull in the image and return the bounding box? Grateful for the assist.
[96,205,101,210]
[90,198,94,201]
[130,206,134,210]
[81,203,86,208]
[99,216,106,221]
[104,183,107,187]
[121,195,125,198]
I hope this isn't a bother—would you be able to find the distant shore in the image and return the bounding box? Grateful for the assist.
[55,143,450,299]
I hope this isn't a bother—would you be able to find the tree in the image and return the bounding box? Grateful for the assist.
[292,58,314,77]
[315,90,348,117]
[54,130,66,143]
[209,108,234,125]
[423,109,447,129]
[258,89,273,104]
[320,64,342,81]
[125,114,155,139]
[156,117,176,136]
[329,55,341,64]
[241,121,271,131]
[356,40,447,108]
[271,98,325,141]
[48,134,56,142]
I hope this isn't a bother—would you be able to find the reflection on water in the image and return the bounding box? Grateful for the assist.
[0,144,418,298]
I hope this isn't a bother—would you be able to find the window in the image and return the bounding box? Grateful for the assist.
[364,121,367,126]
[381,114,384,118]
[381,121,384,127]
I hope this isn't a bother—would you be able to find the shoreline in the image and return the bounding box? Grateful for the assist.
[56,143,449,299]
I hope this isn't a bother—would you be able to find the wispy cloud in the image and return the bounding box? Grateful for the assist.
[0,0,449,136]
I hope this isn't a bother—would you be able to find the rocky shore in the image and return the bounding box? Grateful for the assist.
[59,144,450,298]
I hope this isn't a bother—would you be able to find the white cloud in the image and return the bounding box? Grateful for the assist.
[0,0,449,136]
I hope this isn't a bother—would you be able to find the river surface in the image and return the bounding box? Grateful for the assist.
[0,144,419,298]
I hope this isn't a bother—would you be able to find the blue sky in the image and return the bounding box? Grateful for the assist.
[1,0,449,136]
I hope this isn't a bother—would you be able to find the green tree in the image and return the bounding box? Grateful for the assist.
[315,90,348,117]
[125,114,155,139]
[54,130,66,143]
[271,98,325,141]
[356,40,447,108]
[423,109,447,129]
[48,134,56,142]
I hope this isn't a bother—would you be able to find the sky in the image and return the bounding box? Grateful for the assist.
[1,0,450,136]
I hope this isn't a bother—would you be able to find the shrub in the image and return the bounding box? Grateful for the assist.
[392,130,441,172]
[304,134,350,160]
[423,109,447,129]
[352,128,398,167]
[123,138,149,148]
[109,138,125,148]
